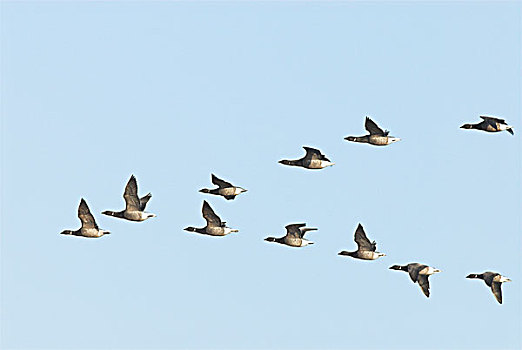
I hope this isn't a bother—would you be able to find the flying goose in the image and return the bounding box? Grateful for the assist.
[61,199,110,238]
[338,223,385,260]
[102,175,156,222]
[344,117,401,146]
[460,116,514,135]
[278,147,334,169]
[466,271,512,304]
[264,223,318,247]
[199,174,247,200]
[184,200,239,236]
[389,263,441,298]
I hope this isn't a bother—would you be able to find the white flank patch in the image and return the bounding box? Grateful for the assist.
[320,161,335,168]
[223,227,238,235]
[301,239,313,246]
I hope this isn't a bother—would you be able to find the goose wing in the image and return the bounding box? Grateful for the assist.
[354,224,376,251]
[78,199,98,230]
[124,175,141,212]
[365,117,388,136]
[285,223,307,238]
[303,147,331,161]
[299,227,318,237]
[407,263,425,282]
[139,193,152,211]
[491,282,503,304]
[417,275,430,297]
[202,201,222,227]
[211,174,233,189]
[480,116,506,124]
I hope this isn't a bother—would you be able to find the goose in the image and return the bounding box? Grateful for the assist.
[466,271,512,304]
[60,199,110,238]
[278,147,334,169]
[389,263,441,298]
[199,174,247,200]
[460,116,514,135]
[264,223,317,247]
[102,175,156,222]
[344,117,400,146]
[338,223,385,260]
[184,200,238,236]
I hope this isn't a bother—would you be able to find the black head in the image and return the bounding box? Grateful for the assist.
[60,230,73,235]
[460,124,473,129]
[466,273,480,279]
[184,227,197,232]
[344,136,356,142]
[389,265,407,271]
[199,189,210,193]
[264,237,276,242]
[278,160,292,166]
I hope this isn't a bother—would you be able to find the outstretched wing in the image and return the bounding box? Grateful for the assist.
[139,193,152,211]
[491,282,503,304]
[202,200,222,227]
[124,175,141,212]
[480,116,506,124]
[78,198,98,230]
[354,224,376,251]
[417,275,430,298]
[211,174,233,189]
[407,264,425,282]
[285,223,306,238]
[303,147,331,161]
[299,227,318,238]
[365,117,388,136]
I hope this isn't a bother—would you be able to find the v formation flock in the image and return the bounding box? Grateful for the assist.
[61,116,515,304]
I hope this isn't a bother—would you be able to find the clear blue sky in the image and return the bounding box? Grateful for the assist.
[1,1,521,349]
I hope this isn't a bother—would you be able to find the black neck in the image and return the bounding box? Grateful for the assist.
[339,250,358,257]
[102,210,125,218]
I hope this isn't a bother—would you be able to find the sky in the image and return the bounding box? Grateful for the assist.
[1,1,521,349]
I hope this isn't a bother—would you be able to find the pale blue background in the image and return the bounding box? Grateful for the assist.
[1,1,521,349]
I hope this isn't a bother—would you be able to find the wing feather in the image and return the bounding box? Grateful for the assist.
[480,116,506,124]
[211,174,233,189]
[139,193,152,211]
[202,201,222,227]
[124,175,141,212]
[417,275,430,298]
[303,147,330,161]
[491,282,503,304]
[354,224,376,251]
[285,223,306,238]
[365,117,387,136]
[78,199,98,230]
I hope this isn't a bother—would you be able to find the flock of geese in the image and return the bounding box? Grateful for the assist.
[61,116,515,304]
